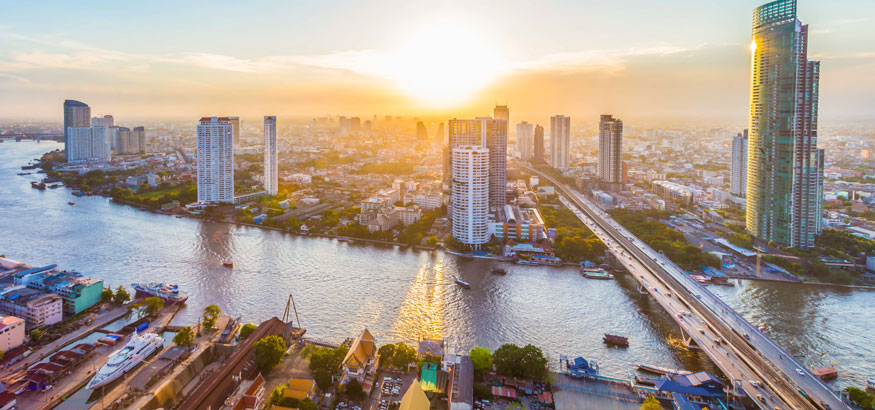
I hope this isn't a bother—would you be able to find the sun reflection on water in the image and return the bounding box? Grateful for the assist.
[390,262,444,343]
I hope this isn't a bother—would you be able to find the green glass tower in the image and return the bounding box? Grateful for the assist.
[747,0,823,248]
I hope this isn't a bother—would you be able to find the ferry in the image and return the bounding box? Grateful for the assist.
[222,260,234,268]
[635,363,691,375]
[603,334,629,347]
[581,267,614,280]
[86,332,164,389]
[131,282,188,304]
[31,181,46,190]
[455,279,471,289]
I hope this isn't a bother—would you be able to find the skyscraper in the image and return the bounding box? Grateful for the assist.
[731,130,748,197]
[196,117,235,203]
[133,126,146,154]
[63,100,90,157]
[436,122,445,141]
[264,116,278,196]
[67,126,111,163]
[416,121,428,140]
[533,125,545,164]
[549,115,570,169]
[91,115,114,128]
[598,114,623,188]
[516,122,533,161]
[451,145,490,248]
[747,0,824,248]
[227,116,240,146]
[447,118,507,210]
[493,104,509,124]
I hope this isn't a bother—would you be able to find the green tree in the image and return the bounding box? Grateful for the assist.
[345,379,365,401]
[308,346,348,373]
[100,288,113,303]
[390,342,416,369]
[29,328,44,343]
[143,296,165,316]
[469,346,493,375]
[492,344,548,380]
[238,323,257,340]
[314,367,333,390]
[173,326,194,349]
[254,335,287,373]
[506,403,525,410]
[377,344,396,369]
[269,385,286,405]
[426,236,438,247]
[113,285,130,305]
[844,387,874,410]
[641,395,662,410]
[202,304,221,330]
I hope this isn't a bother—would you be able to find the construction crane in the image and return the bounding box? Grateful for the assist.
[283,293,301,329]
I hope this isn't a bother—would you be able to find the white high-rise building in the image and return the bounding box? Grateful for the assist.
[263,116,278,196]
[196,116,234,203]
[446,117,506,210]
[731,130,748,197]
[550,115,570,169]
[516,121,533,161]
[67,126,111,162]
[598,114,623,184]
[451,145,490,248]
[91,115,114,128]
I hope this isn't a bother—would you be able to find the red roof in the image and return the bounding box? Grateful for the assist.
[31,362,64,373]
[491,385,517,399]
[538,391,553,403]
[0,391,14,406]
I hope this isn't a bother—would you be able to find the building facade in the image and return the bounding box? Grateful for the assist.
[0,289,63,328]
[747,0,824,248]
[731,130,748,197]
[263,116,278,195]
[63,100,90,157]
[447,118,507,210]
[533,125,545,164]
[516,121,533,161]
[451,146,490,248]
[196,116,235,203]
[228,116,240,146]
[91,115,114,128]
[67,126,111,163]
[550,115,570,169]
[0,316,25,351]
[598,114,623,185]
[493,105,509,124]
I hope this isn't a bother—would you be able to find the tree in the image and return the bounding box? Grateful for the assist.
[202,304,221,330]
[492,344,548,380]
[314,367,333,390]
[345,379,365,401]
[269,385,286,405]
[506,403,524,410]
[426,236,438,247]
[238,323,257,340]
[308,345,348,373]
[113,285,130,305]
[173,326,194,349]
[641,395,662,410]
[254,335,286,373]
[391,342,416,369]
[377,344,396,368]
[100,288,113,303]
[143,296,165,316]
[29,328,44,343]
[469,346,493,375]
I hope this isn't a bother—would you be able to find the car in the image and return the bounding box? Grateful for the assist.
[757,394,765,403]
[744,333,751,341]
[698,328,705,334]
[796,368,805,376]
[750,380,761,387]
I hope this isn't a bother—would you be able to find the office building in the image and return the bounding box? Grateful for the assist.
[747,0,824,248]
[67,126,111,163]
[550,115,570,169]
[227,116,240,146]
[533,125,545,164]
[598,114,624,188]
[350,117,361,131]
[63,100,90,157]
[196,116,235,203]
[447,118,507,210]
[416,121,428,140]
[436,122,445,141]
[15,268,103,315]
[0,288,63,328]
[91,114,114,128]
[263,116,278,196]
[451,146,490,248]
[516,122,533,161]
[493,104,509,124]
[731,130,748,197]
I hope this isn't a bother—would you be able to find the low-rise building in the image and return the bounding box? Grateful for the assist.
[413,193,443,211]
[282,378,317,401]
[16,269,103,316]
[490,205,546,243]
[0,316,25,351]
[0,288,63,328]
[342,328,379,393]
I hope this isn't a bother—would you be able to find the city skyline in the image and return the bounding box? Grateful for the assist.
[1,1,873,121]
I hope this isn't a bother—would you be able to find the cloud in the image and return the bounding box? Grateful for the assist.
[511,46,693,74]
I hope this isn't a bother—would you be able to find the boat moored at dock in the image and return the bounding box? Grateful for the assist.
[86,332,164,389]
[603,333,629,347]
[581,267,614,280]
[455,279,471,289]
[867,377,875,390]
[635,363,691,375]
[131,282,189,304]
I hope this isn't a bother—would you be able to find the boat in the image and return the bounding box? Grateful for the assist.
[564,356,599,375]
[131,282,189,304]
[603,334,629,347]
[16,172,29,176]
[68,202,76,206]
[811,367,838,381]
[455,279,471,289]
[86,332,164,389]
[581,267,614,280]
[222,260,234,268]
[31,181,46,190]
[72,191,86,197]
[634,374,661,386]
[867,377,875,390]
[175,215,183,218]
[49,184,62,189]
[515,259,540,266]
[491,267,507,275]
[636,363,691,375]
[21,164,38,170]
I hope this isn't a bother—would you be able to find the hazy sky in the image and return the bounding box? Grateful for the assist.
[1,0,873,122]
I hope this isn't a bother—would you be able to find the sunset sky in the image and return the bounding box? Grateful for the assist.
[1,0,873,122]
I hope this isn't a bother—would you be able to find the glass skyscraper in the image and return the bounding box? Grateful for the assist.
[746,0,824,248]
[63,100,90,157]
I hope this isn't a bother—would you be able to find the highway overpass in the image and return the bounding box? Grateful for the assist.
[521,164,847,410]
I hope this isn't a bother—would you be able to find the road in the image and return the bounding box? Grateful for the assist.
[521,164,847,410]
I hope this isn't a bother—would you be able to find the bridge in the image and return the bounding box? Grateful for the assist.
[521,164,847,410]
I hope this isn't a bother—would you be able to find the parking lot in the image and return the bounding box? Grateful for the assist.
[367,370,417,410]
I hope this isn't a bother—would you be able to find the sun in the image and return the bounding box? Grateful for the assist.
[387,23,505,106]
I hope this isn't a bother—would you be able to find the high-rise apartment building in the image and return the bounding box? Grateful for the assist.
[263,116,278,196]
[91,115,114,128]
[451,146,490,248]
[493,105,509,124]
[516,122,533,161]
[731,130,748,197]
[533,125,545,164]
[67,126,111,163]
[550,115,570,169]
[447,118,507,210]
[747,0,824,248]
[197,116,235,203]
[436,122,446,141]
[598,114,623,187]
[416,121,428,140]
[63,100,90,158]
[227,116,240,146]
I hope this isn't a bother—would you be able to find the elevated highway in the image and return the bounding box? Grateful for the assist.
[521,164,847,410]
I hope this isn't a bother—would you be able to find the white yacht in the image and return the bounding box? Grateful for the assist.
[86,332,164,389]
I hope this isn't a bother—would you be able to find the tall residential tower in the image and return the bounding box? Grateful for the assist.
[598,114,624,189]
[196,116,235,203]
[63,100,90,158]
[263,116,278,196]
[516,121,533,162]
[550,115,570,169]
[731,130,748,197]
[747,0,824,248]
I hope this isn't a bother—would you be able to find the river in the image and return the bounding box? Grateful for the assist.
[0,141,872,390]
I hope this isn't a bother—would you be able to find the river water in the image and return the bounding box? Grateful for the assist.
[0,141,872,389]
